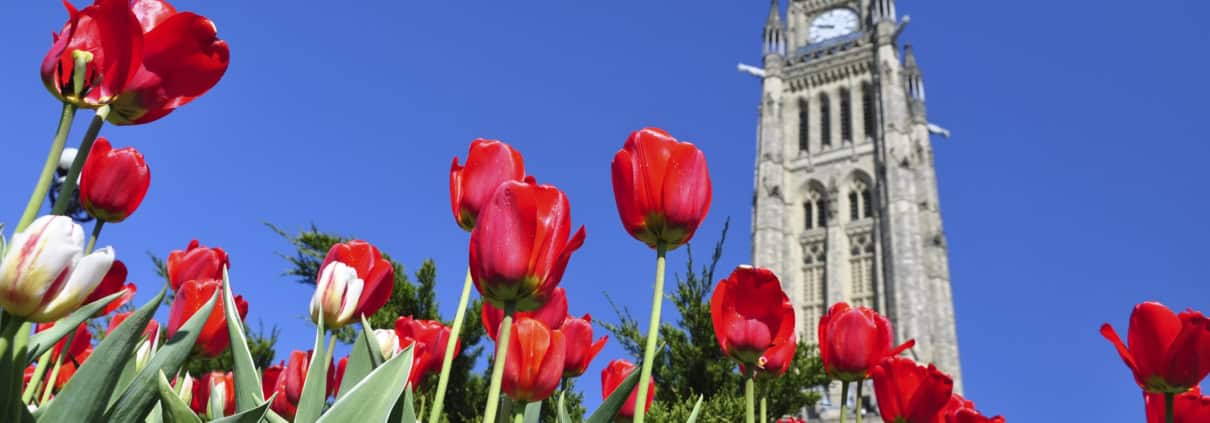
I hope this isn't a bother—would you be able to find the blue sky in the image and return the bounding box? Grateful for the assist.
[2,0,1208,421]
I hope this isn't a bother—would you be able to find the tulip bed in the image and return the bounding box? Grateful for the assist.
[3,1,1209,423]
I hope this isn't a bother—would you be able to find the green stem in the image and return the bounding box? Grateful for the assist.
[482,305,515,423]
[428,268,474,423]
[40,333,75,404]
[744,376,755,423]
[761,394,767,423]
[16,103,77,232]
[839,381,849,423]
[51,108,107,216]
[85,220,104,254]
[513,408,524,423]
[21,350,51,404]
[1165,392,1175,423]
[632,244,667,423]
[855,381,863,423]
[0,315,20,417]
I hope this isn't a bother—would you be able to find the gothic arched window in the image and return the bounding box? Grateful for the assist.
[798,98,809,152]
[840,88,853,143]
[849,179,872,221]
[819,93,832,147]
[861,82,876,139]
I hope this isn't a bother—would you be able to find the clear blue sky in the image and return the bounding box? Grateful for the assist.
[2,1,1208,421]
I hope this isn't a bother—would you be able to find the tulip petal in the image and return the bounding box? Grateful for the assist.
[32,246,115,322]
[130,0,176,33]
[1129,302,1183,385]
[112,11,228,124]
[1165,311,1210,389]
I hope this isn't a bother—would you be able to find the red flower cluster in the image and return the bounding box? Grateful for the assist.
[395,316,459,387]
[262,350,338,421]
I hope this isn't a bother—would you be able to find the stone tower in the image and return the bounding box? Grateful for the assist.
[749,0,961,419]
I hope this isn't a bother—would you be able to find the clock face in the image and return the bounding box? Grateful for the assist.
[808,8,860,44]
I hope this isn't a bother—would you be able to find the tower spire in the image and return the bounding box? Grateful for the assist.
[762,0,785,57]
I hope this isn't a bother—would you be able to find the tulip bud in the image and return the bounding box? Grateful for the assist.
[611,127,712,250]
[818,302,915,382]
[372,328,400,359]
[482,287,569,341]
[177,374,195,405]
[309,241,393,329]
[469,180,585,312]
[167,279,248,358]
[560,314,607,378]
[166,239,228,291]
[710,266,798,376]
[450,139,526,231]
[502,318,566,403]
[395,316,458,387]
[79,137,151,223]
[0,215,117,322]
[601,359,656,422]
[871,357,954,423]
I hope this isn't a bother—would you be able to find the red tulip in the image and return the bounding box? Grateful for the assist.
[190,371,235,417]
[469,179,586,312]
[601,359,655,422]
[819,302,916,382]
[79,138,151,222]
[710,266,797,376]
[166,278,247,357]
[502,318,566,403]
[166,239,229,291]
[776,418,806,423]
[450,139,527,231]
[939,394,1005,423]
[41,0,143,108]
[560,313,607,378]
[330,356,347,396]
[1146,387,1210,423]
[395,316,459,387]
[1101,302,1210,393]
[83,258,135,316]
[483,287,569,341]
[264,350,339,419]
[51,346,93,392]
[107,0,230,125]
[310,240,394,329]
[35,322,91,363]
[870,357,954,423]
[610,127,711,250]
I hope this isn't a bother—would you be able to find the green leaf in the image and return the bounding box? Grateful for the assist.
[26,290,124,363]
[105,290,218,423]
[386,387,416,423]
[686,395,703,423]
[210,393,275,423]
[293,310,329,423]
[336,322,383,400]
[105,352,138,407]
[522,401,542,423]
[558,392,572,423]
[37,286,166,423]
[360,314,386,367]
[155,371,201,423]
[264,410,291,423]
[221,267,263,412]
[584,365,641,423]
[317,345,414,423]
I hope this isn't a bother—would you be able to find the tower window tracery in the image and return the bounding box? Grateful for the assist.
[802,237,827,345]
[804,189,826,230]
[848,180,872,221]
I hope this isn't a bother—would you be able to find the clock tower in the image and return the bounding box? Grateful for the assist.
[750,0,962,420]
